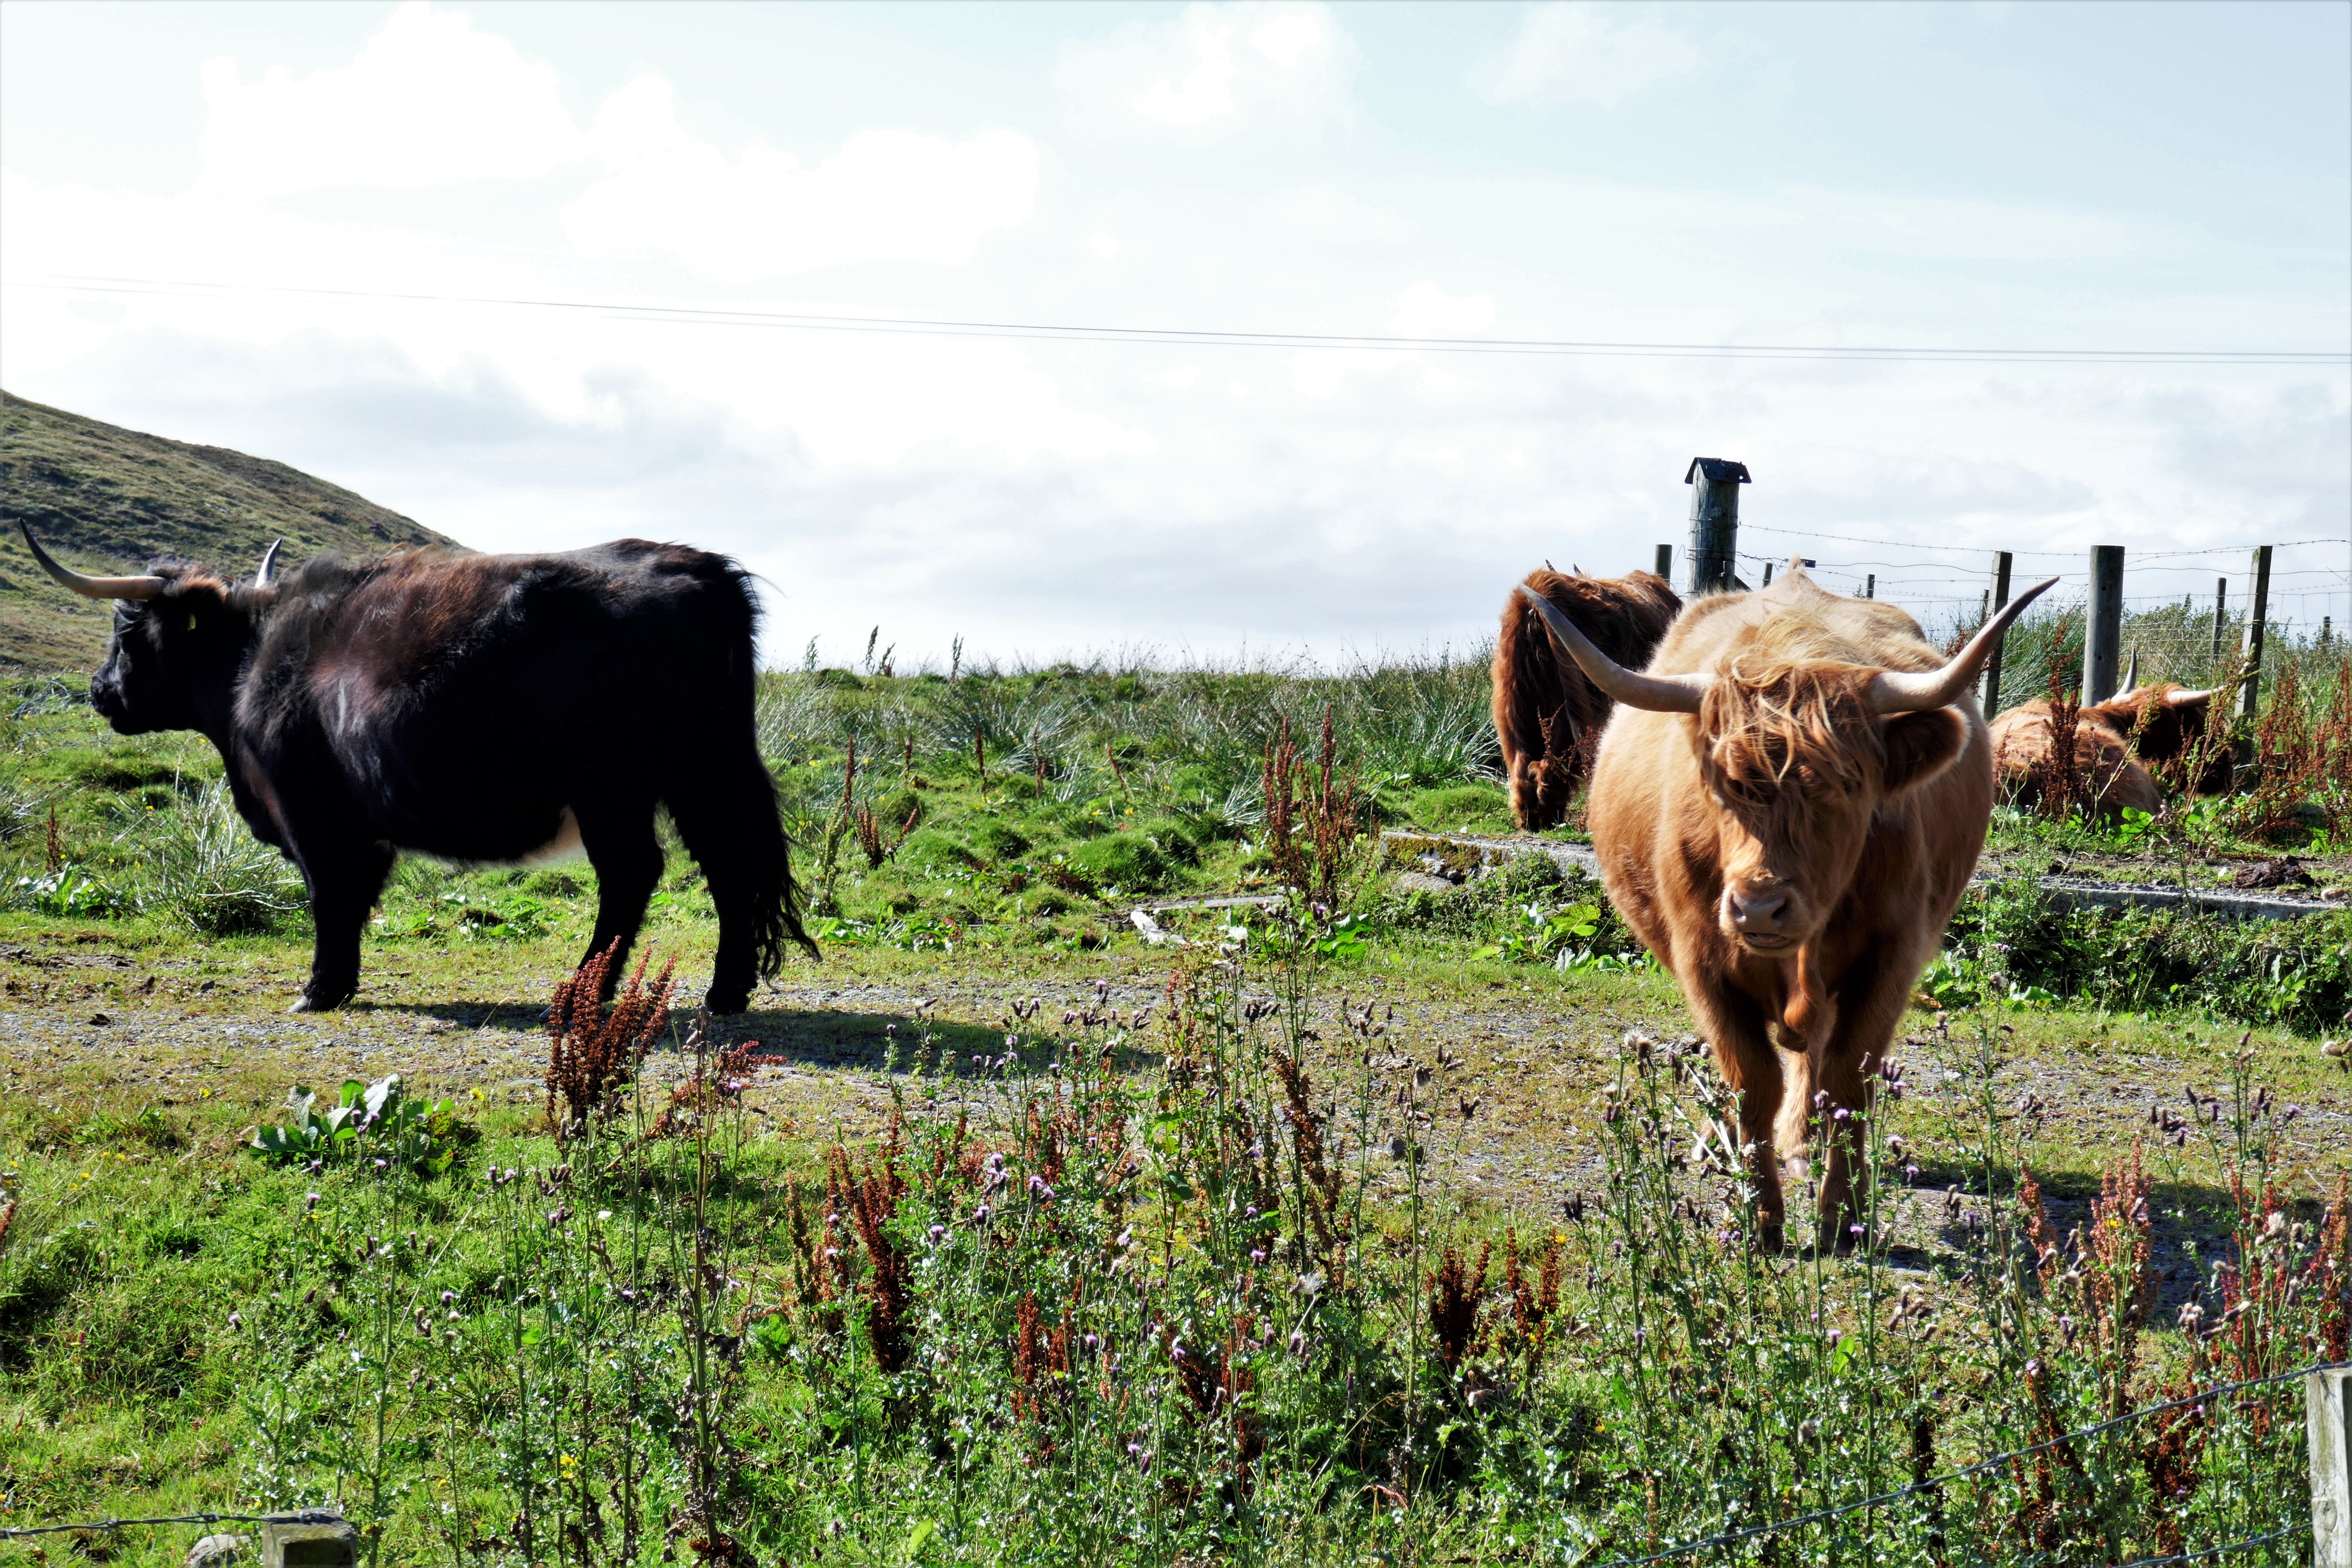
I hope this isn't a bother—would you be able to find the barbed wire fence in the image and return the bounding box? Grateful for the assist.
[1723,527,2351,713]
[0,1509,346,1541]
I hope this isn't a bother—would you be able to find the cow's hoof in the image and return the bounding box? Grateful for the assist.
[291,986,354,1014]
[1754,1223,1787,1254]
[704,987,751,1015]
[1821,1220,1869,1256]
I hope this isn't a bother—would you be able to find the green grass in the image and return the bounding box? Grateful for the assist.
[1,652,2348,1565]
[1,922,2343,1566]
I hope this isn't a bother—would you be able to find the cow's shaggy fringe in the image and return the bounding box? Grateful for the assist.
[1696,656,1876,817]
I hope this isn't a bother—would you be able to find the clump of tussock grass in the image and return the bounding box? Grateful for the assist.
[126,775,306,935]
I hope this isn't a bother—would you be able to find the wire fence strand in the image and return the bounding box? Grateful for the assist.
[0,1510,343,1540]
[2107,1524,2304,1568]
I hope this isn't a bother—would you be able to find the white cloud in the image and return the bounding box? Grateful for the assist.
[1088,230,1124,263]
[562,77,1038,283]
[1058,2,1353,141]
[1285,348,1392,398]
[1474,3,1698,108]
[196,1,584,198]
[1131,14,1241,127]
[8,6,2344,665]
[1389,282,1496,337]
[1250,13,1326,70]
[1257,184,1415,248]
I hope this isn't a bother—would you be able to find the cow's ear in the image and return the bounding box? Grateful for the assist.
[170,578,230,625]
[1879,708,1968,795]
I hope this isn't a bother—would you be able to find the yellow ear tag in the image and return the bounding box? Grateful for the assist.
[186,613,198,631]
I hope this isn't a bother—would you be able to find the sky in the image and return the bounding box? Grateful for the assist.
[2,0,2347,669]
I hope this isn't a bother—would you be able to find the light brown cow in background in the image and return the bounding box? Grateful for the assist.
[1988,669,2228,818]
[1492,567,1681,830]
[1521,563,2054,1249]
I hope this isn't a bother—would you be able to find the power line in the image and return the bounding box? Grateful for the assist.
[7,273,2349,367]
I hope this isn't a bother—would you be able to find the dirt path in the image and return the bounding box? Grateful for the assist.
[5,931,2345,1309]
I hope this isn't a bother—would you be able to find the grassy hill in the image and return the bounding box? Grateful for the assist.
[0,390,459,671]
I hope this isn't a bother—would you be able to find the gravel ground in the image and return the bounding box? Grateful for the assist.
[5,930,2345,1306]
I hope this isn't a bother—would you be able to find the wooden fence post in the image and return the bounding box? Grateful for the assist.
[2212,577,2230,666]
[1654,543,1672,580]
[1864,573,1876,600]
[1981,551,2014,717]
[1682,458,1748,595]
[2313,1365,2350,1568]
[2084,545,2125,704]
[2240,545,2273,719]
[1763,561,1775,587]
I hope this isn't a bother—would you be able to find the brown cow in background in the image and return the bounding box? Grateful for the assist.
[1988,674,2226,819]
[1520,563,2054,1250]
[1492,567,1680,830]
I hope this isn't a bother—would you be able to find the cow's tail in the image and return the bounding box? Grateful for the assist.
[676,554,816,978]
[738,749,818,972]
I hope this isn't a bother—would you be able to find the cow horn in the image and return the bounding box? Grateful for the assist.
[255,539,282,587]
[1516,585,1709,714]
[2165,685,2221,707]
[2120,650,2140,694]
[16,521,165,601]
[1865,576,2059,714]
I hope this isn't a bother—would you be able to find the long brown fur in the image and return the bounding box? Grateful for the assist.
[1492,567,1679,830]
[1987,678,2229,819]
[2097,683,2226,784]
[1986,701,2162,818]
[1586,567,1984,1250]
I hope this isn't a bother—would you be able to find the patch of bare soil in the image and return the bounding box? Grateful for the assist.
[5,934,2344,1308]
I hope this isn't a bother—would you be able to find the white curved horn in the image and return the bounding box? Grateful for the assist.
[254,539,282,587]
[2165,685,2222,707]
[17,522,165,600]
[2119,650,2140,694]
[1517,585,1709,714]
[1866,577,2059,714]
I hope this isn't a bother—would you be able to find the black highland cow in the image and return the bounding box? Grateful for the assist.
[21,524,812,1012]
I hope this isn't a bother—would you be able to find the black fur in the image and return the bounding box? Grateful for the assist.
[87,540,812,1012]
